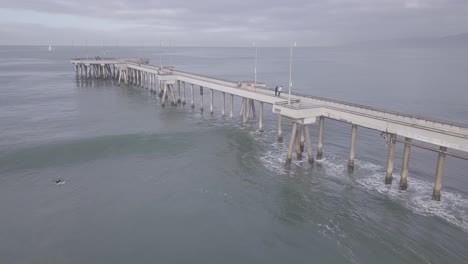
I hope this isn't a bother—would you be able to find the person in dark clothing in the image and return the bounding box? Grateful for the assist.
[275,85,278,96]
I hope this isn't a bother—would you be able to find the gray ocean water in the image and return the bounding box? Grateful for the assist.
[0,45,467,263]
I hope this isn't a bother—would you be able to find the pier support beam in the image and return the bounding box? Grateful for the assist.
[385,134,397,184]
[432,146,447,201]
[348,125,357,171]
[258,102,264,132]
[296,125,303,160]
[161,82,167,107]
[182,82,186,105]
[190,84,194,108]
[300,126,305,153]
[177,81,181,104]
[239,98,245,117]
[249,99,256,119]
[304,125,314,164]
[230,94,234,118]
[278,115,283,143]
[221,92,225,116]
[285,122,298,168]
[210,89,214,114]
[242,98,248,125]
[200,86,204,112]
[317,116,324,159]
[399,137,412,190]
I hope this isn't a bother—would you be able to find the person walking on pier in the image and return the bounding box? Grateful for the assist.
[278,85,283,97]
[275,85,279,96]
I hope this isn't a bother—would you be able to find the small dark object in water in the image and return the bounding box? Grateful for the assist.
[55,179,63,184]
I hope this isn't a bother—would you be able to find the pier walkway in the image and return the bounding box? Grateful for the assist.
[71,57,468,201]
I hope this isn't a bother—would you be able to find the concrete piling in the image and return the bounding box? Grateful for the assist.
[296,126,303,160]
[200,86,204,112]
[177,80,181,104]
[169,84,177,105]
[239,98,245,117]
[191,84,194,108]
[249,99,256,118]
[278,115,283,143]
[348,125,357,170]
[304,125,314,164]
[285,122,298,168]
[300,126,305,153]
[161,82,167,107]
[399,137,412,190]
[432,146,447,201]
[385,134,397,184]
[182,82,186,105]
[230,94,234,118]
[221,92,225,116]
[317,116,324,160]
[258,102,264,132]
[210,89,214,114]
[242,98,248,125]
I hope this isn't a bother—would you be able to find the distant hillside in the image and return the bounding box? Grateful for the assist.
[348,33,468,48]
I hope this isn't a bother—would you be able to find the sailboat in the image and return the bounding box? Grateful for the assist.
[48,45,52,51]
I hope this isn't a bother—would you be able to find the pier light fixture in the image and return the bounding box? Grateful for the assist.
[288,41,296,105]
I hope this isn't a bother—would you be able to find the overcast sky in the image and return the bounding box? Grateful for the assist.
[0,0,467,46]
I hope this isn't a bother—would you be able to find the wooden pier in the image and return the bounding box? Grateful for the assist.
[71,57,468,201]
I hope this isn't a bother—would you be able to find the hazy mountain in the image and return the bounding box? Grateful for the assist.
[348,33,468,48]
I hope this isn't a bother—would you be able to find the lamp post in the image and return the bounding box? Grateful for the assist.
[288,41,296,105]
[160,41,163,70]
[253,42,257,85]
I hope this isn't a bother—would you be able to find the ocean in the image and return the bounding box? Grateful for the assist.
[0,45,467,263]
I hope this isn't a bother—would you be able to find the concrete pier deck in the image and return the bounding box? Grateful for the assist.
[71,57,468,201]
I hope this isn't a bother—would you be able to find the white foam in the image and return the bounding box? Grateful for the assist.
[259,148,288,176]
[354,160,468,232]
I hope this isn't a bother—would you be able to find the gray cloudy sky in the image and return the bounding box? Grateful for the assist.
[0,0,467,46]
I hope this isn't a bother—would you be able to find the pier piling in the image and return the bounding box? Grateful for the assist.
[317,116,324,159]
[242,98,248,125]
[230,94,234,118]
[200,86,204,112]
[296,125,303,160]
[304,125,314,164]
[348,125,357,171]
[183,82,186,105]
[286,122,298,168]
[221,92,225,116]
[432,146,447,201]
[278,115,283,143]
[161,82,167,107]
[258,102,264,132]
[300,126,305,153]
[210,89,214,114]
[177,81,181,104]
[385,134,397,184]
[190,84,194,108]
[399,137,412,190]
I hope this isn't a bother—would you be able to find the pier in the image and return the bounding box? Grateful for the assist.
[71,57,468,201]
